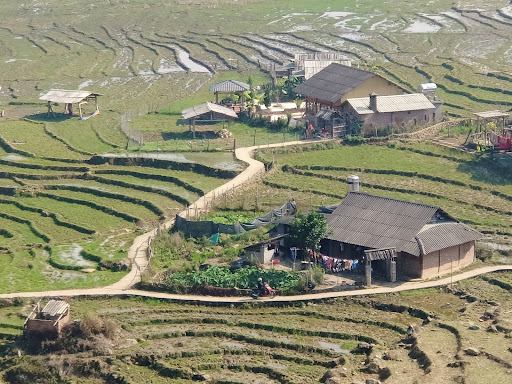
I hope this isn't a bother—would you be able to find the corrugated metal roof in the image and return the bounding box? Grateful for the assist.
[326,193,440,255]
[346,93,436,115]
[304,59,352,80]
[39,89,100,104]
[326,193,483,257]
[474,110,509,119]
[294,52,348,71]
[209,80,250,93]
[182,102,238,120]
[293,63,375,103]
[41,300,69,317]
[416,223,484,255]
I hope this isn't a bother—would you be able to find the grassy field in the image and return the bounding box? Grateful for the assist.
[0,115,235,292]
[198,142,512,237]
[1,273,512,383]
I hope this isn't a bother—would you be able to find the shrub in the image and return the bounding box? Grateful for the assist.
[310,266,325,285]
[476,244,493,262]
[80,313,104,337]
[103,318,118,339]
[343,135,366,145]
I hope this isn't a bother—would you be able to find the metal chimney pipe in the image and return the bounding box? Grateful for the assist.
[347,175,360,193]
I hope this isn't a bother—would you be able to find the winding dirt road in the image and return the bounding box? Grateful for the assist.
[2,140,511,302]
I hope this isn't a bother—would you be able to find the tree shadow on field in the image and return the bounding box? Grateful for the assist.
[457,156,512,186]
[25,112,76,122]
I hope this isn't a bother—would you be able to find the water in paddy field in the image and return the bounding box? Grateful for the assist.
[176,49,210,73]
[54,243,95,268]
[482,242,512,251]
[404,20,441,33]
[102,152,245,171]
[1,154,26,161]
[318,341,351,354]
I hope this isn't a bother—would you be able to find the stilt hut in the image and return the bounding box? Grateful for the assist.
[182,102,238,138]
[39,89,101,119]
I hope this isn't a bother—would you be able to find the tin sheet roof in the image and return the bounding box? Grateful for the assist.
[346,93,436,115]
[41,300,69,317]
[416,223,484,255]
[210,80,250,93]
[474,110,509,119]
[293,63,375,103]
[39,89,100,104]
[182,102,238,120]
[326,192,483,256]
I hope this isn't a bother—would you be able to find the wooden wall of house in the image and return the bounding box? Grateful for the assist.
[421,241,475,279]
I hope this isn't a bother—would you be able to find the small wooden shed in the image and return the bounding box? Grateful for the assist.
[182,102,238,138]
[244,234,287,265]
[210,80,250,110]
[25,299,70,335]
[39,89,101,119]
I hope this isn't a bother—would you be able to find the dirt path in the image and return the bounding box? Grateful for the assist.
[1,264,511,302]
[107,140,317,290]
[2,139,511,302]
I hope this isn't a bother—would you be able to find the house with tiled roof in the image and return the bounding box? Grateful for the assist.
[321,192,483,282]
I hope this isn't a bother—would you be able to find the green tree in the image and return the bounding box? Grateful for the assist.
[289,212,328,252]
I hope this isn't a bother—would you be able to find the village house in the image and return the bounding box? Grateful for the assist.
[342,93,441,135]
[293,63,443,137]
[321,192,483,284]
[25,299,70,336]
[293,62,409,116]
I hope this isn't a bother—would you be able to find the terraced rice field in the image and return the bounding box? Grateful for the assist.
[212,142,512,237]
[1,0,512,120]
[2,272,512,383]
[0,117,234,293]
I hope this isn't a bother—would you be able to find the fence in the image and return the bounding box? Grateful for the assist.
[120,110,145,146]
[174,201,296,238]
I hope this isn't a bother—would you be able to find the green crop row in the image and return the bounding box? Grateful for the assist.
[0,170,81,181]
[91,176,190,206]
[43,125,94,156]
[0,199,95,235]
[88,155,238,179]
[0,134,35,158]
[0,159,89,173]
[79,250,103,263]
[91,125,121,149]
[95,169,203,195]
[148,329,341,358]
[0,229,14,238]
[0,212,50,243]
[38,192,140,223]
[43,185,164,217]
[0,187,17,196]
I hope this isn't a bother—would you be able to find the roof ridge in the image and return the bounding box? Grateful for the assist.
[327,62,373,75]
[348,192,440,210]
